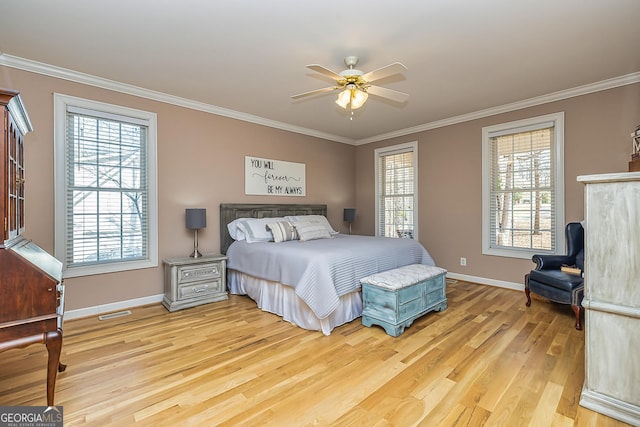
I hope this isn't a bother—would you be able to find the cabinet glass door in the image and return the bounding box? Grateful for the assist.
[6,113,25,241]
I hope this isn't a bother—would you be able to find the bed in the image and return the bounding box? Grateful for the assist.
[220,203,436,335]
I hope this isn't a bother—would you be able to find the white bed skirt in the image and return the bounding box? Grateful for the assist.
[227,269,362,335]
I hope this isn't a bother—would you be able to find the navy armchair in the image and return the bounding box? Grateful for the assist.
[525,222,584,330]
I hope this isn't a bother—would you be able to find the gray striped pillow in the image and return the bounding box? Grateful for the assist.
[266,221,298,242]
[292,221,332,242]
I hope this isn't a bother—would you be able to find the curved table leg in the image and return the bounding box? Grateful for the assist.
[45,329,63,406]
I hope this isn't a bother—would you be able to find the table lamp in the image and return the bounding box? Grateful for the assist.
[185,208,206,258]
[344,208,356,235]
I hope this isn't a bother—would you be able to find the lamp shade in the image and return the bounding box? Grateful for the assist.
[335,89,351,108]
[185,208,206,230]
[335,84,369,110]
[350,90,368,109]
[343,208,356,223]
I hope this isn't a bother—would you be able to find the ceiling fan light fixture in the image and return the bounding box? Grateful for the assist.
[335,89,351,108]
[350,89,368,110]
[336,84,368,110]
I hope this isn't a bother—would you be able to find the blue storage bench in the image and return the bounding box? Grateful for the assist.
[361,264,447,337]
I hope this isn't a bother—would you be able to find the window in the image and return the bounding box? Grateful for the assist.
[482,112,564,259]
[375,141,418,239]
[54,94,158,277]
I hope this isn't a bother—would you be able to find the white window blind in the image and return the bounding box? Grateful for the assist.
[65,111,148,266]
[375,142,417,239]
[482,113,564,259]
[54,94,158,277]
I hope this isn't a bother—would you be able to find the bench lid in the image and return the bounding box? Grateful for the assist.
[360,264,447,290]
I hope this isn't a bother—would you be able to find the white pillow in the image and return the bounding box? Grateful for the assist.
[286,215,339,235]
[293,221,332,242]
[227,218,247,241]
[266,221,298,242]
[229,217,287,243]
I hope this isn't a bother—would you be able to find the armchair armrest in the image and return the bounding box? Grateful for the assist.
[532,254,574,270]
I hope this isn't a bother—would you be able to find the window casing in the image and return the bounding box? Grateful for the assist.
[375,141,418,239]
[54,94,158,277]
[482,112,564,259]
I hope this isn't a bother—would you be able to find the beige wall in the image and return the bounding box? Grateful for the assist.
[355,83,640,285]
[1,67,356,311]
[3,64,638,311]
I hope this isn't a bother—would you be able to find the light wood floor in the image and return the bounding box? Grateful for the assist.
[0,280,630,426]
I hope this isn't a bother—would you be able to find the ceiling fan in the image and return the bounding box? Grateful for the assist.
[291,56,409,110]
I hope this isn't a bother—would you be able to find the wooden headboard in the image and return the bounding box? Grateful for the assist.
[219,203,327,254]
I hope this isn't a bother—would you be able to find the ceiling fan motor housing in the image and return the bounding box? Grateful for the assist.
[340,56,364,79]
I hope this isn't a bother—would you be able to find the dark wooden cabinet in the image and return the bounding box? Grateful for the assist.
[0,89,65,406]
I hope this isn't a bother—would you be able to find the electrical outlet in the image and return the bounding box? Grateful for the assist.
[460,257,467,266]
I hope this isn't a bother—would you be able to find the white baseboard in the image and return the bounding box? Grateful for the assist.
[446,272,524,291]
[64,294,164,320]
[580,389,640,426]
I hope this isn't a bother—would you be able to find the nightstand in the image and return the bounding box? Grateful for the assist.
[162,254,228,311]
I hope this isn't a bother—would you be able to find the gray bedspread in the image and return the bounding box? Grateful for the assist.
[227,234,435,319]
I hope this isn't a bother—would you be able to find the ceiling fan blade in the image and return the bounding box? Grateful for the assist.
[366,85,410,103]
[306,64,343,80]
[291,86,337,99]
[362,62,407,83]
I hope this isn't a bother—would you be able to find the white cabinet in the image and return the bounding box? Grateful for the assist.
[578,172,640,425]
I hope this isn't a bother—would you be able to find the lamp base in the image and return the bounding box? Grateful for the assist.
[190,229,202,258]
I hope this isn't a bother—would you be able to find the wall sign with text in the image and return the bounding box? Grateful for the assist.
[245,156,306,196]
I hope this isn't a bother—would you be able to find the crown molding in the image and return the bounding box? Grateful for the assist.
[1,54,637,147]
[0,54,354,145]
[353,71,640,145]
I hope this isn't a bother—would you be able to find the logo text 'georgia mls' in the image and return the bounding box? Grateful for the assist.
[0,406,63,427]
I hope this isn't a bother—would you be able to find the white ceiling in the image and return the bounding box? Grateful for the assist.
[1,0,639,144]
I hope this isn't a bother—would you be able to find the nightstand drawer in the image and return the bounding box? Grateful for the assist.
[177,263,222,284]
[178,278,224,300]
